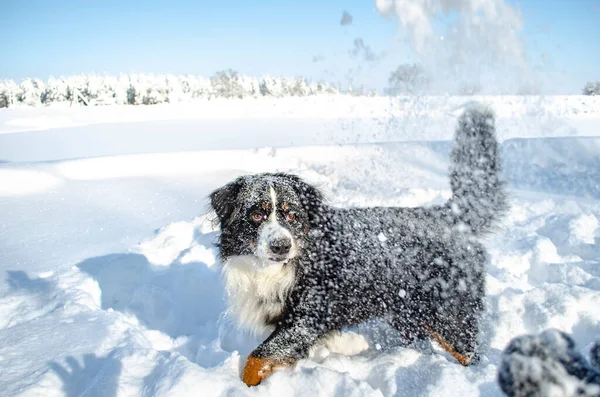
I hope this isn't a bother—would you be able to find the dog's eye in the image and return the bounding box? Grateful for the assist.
[285,212,296,222]
[250,211,265,222]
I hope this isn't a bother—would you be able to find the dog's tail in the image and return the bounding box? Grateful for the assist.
[444,105,507,235]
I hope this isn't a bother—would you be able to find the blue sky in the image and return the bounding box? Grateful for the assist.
[1,0,598,93]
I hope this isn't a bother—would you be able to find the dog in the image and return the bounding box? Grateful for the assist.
[209,105,507,386]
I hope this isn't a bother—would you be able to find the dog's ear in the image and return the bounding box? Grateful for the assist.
[210,179,243,226]
[283,174,325,227]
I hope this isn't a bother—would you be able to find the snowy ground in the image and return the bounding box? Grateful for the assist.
[0,96,599,396]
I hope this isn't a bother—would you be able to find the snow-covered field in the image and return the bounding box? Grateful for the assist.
[0,96,599,396]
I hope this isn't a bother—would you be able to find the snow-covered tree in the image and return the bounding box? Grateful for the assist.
[41,77,69,104]
[280,76,294,96]
[0,80,18,108]
[290,78,309,96]
[386,63,430,95]
[140,74,168,105]
[583,81,600,96]
[17,78,44,106]
[185,75,213,99]
[309,80,338,95]
[102,75,121,105]
[259,76,283,97]
[239,75,261,98]
[86,75,126,105]
[211,69,246,99]
[113,74,129,105]
[279,77,311,97]
[126,74,146,105]
[0,82,7,108]
[65,75,88,105]
[165,74,184,103]
[83,75,99,103]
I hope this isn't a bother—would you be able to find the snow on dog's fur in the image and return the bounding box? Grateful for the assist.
[210,105,508,386]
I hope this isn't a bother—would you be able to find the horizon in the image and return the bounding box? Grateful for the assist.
[1,0,599,94]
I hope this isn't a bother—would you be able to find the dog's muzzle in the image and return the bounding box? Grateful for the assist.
[257,222,296,263]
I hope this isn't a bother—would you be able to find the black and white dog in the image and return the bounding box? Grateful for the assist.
[210,105,507,386]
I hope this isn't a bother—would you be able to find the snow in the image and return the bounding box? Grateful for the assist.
[0,96,599,396]
[1,95,599,162]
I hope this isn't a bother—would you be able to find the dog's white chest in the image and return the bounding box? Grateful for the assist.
[221,255,295,336]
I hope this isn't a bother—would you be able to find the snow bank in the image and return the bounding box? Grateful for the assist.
[0,96,599,163]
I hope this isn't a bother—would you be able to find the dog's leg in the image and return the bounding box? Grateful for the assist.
[425,308,481,366]
[242,321,325,386]
[425,325,474,366]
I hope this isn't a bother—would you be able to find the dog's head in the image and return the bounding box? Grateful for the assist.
[210,173,323,266]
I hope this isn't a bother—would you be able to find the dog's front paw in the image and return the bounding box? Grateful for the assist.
[242,354,294,386]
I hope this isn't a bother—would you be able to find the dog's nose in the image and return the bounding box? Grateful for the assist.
[269,238,291,256]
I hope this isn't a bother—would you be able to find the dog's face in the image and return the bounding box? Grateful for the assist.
[210,173,323,267]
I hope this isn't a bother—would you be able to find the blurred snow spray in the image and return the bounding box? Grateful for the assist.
[376,0,532,94]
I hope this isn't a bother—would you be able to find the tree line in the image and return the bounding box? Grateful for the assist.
[0,70,377,108]
[2,68,597,108]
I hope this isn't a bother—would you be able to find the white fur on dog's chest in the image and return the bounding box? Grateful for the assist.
[221,255,296,336]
